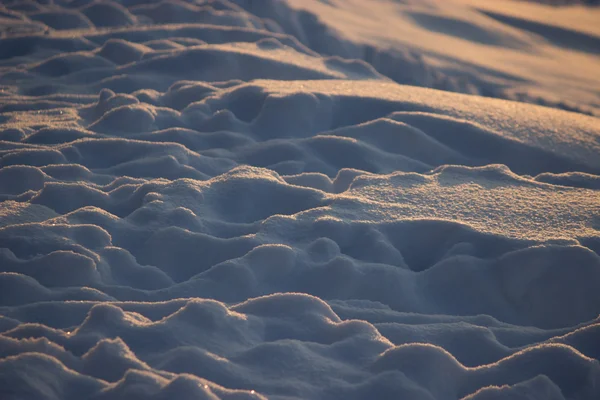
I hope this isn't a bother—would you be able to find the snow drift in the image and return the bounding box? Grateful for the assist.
[1,0,599,399]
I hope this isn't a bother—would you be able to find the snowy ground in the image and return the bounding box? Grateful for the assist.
[1,0,600,399]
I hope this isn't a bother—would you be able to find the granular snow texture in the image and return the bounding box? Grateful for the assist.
[1,1,600,399]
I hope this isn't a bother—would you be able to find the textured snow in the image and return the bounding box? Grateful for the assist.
[1,0,600,399]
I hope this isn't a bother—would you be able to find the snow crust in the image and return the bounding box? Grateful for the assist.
[1,0,599,399]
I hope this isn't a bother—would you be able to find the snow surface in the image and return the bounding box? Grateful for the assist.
[1,0,600,399]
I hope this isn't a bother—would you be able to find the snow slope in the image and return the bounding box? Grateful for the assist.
[280,0,600,116]
[1,0,600,399]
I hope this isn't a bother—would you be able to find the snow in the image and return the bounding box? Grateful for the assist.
[1,0,600,399]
